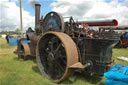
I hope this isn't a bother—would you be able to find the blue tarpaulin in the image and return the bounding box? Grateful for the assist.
[8,37,18,46]
[8,38,31,46]
[104,64,128,85]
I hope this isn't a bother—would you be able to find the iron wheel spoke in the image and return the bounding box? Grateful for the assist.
[54,43,62,55]
[55,61,65,72]
[48,41,54,52]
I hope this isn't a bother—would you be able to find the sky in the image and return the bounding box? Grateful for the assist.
[0,0,128,32]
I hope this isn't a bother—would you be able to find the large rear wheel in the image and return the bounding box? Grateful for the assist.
[36,32,79,83]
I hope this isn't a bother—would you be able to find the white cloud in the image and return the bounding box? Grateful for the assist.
[28,0,38,2]
[51,0,128,26]
[28,0,39,6]
[51,0,95,20]
[120,0,128,7]
[9,0,18,3]
[0,0,35,32]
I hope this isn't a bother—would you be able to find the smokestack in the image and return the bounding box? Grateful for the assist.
[35,4,41,32]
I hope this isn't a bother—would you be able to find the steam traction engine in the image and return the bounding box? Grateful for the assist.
[14,4,120,83]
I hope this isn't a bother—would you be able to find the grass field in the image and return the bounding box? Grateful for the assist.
[0,38,128,85]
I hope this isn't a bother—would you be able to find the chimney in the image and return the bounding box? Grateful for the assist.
[35,4,41,33]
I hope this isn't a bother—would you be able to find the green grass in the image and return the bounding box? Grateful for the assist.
[0,38,128,85]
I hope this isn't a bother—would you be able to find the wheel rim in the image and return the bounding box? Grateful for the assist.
[18,44,25,59]
[36,32,79,83]
[18,43,30,60]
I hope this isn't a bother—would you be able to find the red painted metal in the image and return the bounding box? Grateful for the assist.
[77,19,118,26]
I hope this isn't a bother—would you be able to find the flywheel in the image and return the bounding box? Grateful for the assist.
[36,32,79,83]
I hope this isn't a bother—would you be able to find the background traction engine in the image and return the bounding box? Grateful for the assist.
[14,4,120,83]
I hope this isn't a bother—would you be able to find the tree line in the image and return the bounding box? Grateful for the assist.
[0,28,23,35]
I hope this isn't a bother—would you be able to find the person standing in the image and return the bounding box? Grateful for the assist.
[5,34,9,43]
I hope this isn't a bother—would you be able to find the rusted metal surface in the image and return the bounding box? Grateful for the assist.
[31,34,41,45]
[14,38,32,60]
[36,32,81,82]
[21,43,31,59]
[35,4,41,33]
[77,19,118,26]
[99,26,128,48]
[21,43,30,56]
[69,62,85,69]
[99,26,128,30]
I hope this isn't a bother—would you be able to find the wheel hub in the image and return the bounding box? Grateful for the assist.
[48,52,55,61]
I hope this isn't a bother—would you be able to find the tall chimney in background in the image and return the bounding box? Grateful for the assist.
[35,4,41,33]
